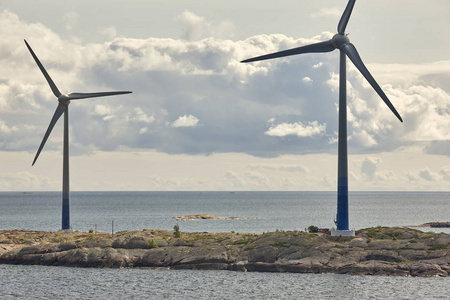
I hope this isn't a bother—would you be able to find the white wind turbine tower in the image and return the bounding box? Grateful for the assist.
[25,40,132,230]
[241,0,402,236]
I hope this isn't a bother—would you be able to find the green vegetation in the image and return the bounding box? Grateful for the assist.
[356,227,423,240]
[49,234,69,244]
[173,224,182,238]
[270,241,290,248]
[147,238,158,249]
[308,225,319,233]
[182,235,229,243]
[429,244,448,250]
[229,234,258,246]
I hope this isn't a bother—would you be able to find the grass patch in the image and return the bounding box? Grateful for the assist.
[429,244,448,250]
[229,234,258,246]
[49,235,70,244]
[182,235,229,243]
[270,241,290,248]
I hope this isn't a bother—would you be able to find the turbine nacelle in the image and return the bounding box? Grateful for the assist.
[58,94,71,106]
[331,33,350,50]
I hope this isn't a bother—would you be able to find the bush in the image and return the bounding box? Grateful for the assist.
[148,238,158,249]
[173,224,182,238]
[308,225,319,233]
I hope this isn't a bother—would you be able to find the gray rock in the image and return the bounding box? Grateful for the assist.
[363,250,401,263]
[171,263,229,270]
[59,241,77,251]
[348,237,367,248]
[410,262,448,277]
[123,237,149,249]
[247,246,279,263]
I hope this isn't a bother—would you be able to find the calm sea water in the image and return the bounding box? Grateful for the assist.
[1,265,449,300]
[1,191,449,299]
[0,191,449,233]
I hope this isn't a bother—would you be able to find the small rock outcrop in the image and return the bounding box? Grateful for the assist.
[421,222,450,228]
[173,214,258,220]
[0,227,449,277]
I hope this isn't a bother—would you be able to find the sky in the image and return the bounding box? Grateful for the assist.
[0,0,449,191]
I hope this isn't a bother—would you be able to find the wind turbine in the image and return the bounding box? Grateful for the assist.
[241,0,402,235]
[25,40,132,230]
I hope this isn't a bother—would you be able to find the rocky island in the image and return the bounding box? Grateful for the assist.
[1,227,449,277]
[173,214,259,220]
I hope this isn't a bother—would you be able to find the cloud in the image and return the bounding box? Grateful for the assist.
[127,107,155,123]
[311,8,342,19]
[405,165,450,184]
[0,171,54,190]
[302,77,312,84]
[172,114,199,128]
[312,62,323,69]
[99,26,118,40]
[439,167,450,181]
[175,10,234,41]
[1,10,450,161]
[360,157,380,180]
[247,164,308,173]
[265,121,326,137]
[419,168,440,181]
[62,12,78,32]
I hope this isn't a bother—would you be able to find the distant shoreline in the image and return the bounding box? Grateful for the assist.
[1,226,449,277]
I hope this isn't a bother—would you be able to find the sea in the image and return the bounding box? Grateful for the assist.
[0,191,449,299]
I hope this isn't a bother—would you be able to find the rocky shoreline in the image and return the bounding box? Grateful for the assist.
[1,227,449,277]
[172,214,259,220]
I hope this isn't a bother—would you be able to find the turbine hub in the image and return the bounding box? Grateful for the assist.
[332,33,350,49]
[58,94,71,106]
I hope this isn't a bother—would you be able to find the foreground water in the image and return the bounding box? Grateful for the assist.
[1,265,449,299]
[1,191,449,299]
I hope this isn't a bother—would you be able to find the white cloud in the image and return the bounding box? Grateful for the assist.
[0,171,54,190]
[139,127,148,134]
[99,26,118,40]
[265,121,326,137]
[127,108,155,123]
[439,167,450,181]
[312,62,323,69]
[172,114,199,128]
[1,9,450,178]
[311,8,342,19]
[94,105,112,116]
[63,12,78,32]
[302,77,312,84]
[3,10,450,159]
[175,10,234,41]
[361,157,380,180]
[419,168,440,181]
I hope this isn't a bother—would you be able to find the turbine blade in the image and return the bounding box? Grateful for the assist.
[24,40,61,98]
[338,0,356,34]
[32,104,66,166]
[241,40,335,63]
[342,43,403,122]
[68,91,132,100]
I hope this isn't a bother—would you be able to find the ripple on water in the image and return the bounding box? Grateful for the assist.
[1,265,450,299]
